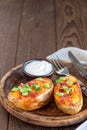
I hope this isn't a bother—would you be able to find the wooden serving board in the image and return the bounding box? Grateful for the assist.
[0,63,87,127]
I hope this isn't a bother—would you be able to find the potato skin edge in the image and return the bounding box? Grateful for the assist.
[8,78,54,111]
[54,76,83,115]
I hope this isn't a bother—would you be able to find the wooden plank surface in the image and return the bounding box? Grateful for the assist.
[15,0,55,66]
[55,0,87,49]
[8,0,56,130]
[0,0,87,130]
[0,0,23,130]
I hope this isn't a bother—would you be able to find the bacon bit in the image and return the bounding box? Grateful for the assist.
[69,103,75,106]
[60,97,65,103]
[57,84,61,88]
[73,82,77,85]
[29,92,37,97]
[59,89,64,93]
[20,83,24,87]
[40,80,46,83]
[18,92,23,99]
[28,80,37,85]
[27,82,31,86]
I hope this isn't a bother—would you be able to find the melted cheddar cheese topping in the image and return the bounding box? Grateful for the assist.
[11,78,51,99]
[54,76,82,106]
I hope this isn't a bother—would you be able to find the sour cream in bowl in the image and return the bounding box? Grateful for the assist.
[23,59,54,77]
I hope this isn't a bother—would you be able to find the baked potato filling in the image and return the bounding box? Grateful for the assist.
[11,77,51,97]
[8,77,54,111]
[55,76,81,106]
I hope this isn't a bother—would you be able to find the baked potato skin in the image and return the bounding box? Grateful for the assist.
[8,78,54,111]
[54,76,83,114]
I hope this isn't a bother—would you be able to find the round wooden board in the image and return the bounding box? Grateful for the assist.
[0,63,87,127]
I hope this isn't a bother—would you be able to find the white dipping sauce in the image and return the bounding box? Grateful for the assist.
[25,60,53,76]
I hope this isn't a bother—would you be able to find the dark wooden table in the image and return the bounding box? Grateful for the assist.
[0,0,87,129]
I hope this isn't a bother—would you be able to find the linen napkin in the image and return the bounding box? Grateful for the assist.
[47,47,87,65]
[75,120,87,130]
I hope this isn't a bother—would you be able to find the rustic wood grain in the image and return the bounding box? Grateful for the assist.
[0,0,23,130]
[15,0,55,66]
[55,0,87,49]
[8,0,56,130]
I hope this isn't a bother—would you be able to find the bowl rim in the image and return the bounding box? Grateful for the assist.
[22,58,54,77]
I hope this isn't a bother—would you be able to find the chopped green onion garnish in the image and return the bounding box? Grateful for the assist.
[59,77,66,81]
[66,90,70,94]
[69,88,74,93]
[22,92,28,96]
[24,84,32,92]
[24,84,30,88]
[11,83,32,96]
[44,83,50,89]
[56,79,61,84]
[66,80,73,85]
[63,86,69,90]
[36,78,43,81]
[20,86,32,93]
[32,84,42,91]
[56,77,65,84]
[32,84,39,89]
[11,87,19,91]
[20,88,26,93]
[18,86,22,90]
[62,86,70,94]
[28,87,32,92]
[56,92,64,96]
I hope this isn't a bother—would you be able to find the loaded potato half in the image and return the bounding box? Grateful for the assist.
[8,78,54,111]
[54,76,83,114]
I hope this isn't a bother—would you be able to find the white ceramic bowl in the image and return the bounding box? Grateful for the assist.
[23,58,54,77]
